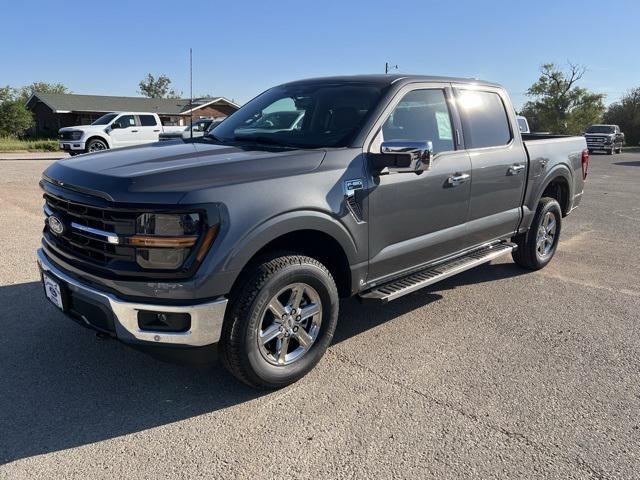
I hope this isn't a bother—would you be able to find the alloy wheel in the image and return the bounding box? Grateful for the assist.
[257,283,322,366]
[536,211,557,258]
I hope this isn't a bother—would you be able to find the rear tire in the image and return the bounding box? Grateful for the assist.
[512,197,562,270]
[220,254,339,389]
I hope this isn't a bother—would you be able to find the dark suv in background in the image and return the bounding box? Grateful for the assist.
[584,124,624,154]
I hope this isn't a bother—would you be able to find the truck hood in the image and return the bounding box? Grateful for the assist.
[59,125,107,133]
[43,141,326,204]
[584,132,614,137]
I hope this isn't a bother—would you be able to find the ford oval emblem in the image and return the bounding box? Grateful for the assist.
[48,215,66,236]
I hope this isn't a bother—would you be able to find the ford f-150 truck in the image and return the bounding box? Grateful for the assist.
[38,75,588,388]
[58,112,185,155]
[584,124,625,154]
[159,118,225,142]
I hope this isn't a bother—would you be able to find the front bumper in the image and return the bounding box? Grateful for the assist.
[59,141,86,151]
[37,248,227,347]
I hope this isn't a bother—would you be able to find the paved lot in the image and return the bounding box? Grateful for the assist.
[1,153,639,479]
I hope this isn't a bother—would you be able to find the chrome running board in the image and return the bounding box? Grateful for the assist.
[359,242,516,304]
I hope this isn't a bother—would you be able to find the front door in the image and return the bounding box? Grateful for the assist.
[367,87,472,282]
[109,114,139,147]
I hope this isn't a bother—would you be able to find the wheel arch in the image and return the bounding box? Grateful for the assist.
[85,135,111,150]
[533,166,573,217]
[223,212,359,298]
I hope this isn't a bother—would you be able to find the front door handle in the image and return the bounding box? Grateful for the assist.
[131,129,139,133]
[508,164,526,175]
[447,173,471,186]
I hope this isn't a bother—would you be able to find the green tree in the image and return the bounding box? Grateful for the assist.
[19,81,69,102]
[0,90,33,137]
[138,73,181,98]
[604,87,640,146]
[519,63,605,134]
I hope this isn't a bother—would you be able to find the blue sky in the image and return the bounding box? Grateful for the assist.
[1,0,638,109]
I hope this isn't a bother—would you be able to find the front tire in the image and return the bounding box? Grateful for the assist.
[512,197,562,270]
[86,138,108,153]
[220,255,339,389]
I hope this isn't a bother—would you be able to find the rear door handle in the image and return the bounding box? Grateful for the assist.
[508,164,525,175]
[153,129,160,132]
[131,130,138,133]
[447,173,471,186]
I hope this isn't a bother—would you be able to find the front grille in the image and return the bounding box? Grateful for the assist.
[586,136,605,144]
[43,192,137,267]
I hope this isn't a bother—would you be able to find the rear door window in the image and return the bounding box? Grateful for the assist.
[456,90,512,149]
[139,115,158,126]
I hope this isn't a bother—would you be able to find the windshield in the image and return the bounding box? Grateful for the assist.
[209,83,388,148]
[92,113,118,125]
[586,125,615,134]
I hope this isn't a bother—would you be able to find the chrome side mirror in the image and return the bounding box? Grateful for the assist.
[378,141,433,174]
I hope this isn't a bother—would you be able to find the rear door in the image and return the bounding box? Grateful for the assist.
[138,114,161,143]
[453,87,528,246]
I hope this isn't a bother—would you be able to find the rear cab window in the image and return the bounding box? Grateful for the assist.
[455,90,512,149]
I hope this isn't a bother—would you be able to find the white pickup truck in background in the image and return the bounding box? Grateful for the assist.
[58,112,185,155]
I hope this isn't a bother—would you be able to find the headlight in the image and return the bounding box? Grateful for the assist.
[136,213,201,236]
[130,213,216,270]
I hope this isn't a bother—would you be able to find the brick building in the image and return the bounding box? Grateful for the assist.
[25,93,239,137]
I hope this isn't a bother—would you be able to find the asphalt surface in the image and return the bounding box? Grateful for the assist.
[0,152,639,479]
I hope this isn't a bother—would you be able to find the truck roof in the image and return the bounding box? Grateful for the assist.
[280,74,502,89]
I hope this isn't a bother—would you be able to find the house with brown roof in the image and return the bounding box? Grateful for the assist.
[25,93,240,137]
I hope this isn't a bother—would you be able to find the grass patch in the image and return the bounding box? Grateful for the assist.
[622,146,640,153]
[0,136,59,152]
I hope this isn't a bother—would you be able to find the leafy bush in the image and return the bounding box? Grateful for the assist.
[0,136,59,152]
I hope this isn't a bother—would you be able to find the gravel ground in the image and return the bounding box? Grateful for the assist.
[0,152,639,479]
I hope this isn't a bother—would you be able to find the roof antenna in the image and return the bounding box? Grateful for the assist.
[385,62,399,74]
[190,47,193,140]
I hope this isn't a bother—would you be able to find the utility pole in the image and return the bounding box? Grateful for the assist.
[190,48,193,140]
[385,62,398,74]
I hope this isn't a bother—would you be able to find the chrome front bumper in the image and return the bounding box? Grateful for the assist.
[37,249,227,347]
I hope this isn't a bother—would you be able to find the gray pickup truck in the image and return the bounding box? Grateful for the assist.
[37,75,588,388]
[584,124,625,154]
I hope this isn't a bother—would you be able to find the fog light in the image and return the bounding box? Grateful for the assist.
[138,310,191,332]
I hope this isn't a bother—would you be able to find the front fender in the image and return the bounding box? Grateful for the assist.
[84,133,112,149]
[222,210,359,273]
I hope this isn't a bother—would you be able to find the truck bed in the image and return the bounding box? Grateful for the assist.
[521,133,587,222]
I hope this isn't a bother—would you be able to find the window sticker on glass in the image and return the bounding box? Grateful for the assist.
[435,111,452,140]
